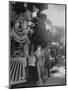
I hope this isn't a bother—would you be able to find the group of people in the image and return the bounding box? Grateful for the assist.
[27,45,51,85]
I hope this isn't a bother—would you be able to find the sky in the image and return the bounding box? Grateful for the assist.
[42,4,65,28]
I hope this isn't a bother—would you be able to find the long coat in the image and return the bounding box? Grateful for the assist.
[35,49,51,81]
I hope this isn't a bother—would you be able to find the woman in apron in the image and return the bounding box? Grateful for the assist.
[35,46,45,85]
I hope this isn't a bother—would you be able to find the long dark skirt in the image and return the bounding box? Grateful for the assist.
[26,66,38,82]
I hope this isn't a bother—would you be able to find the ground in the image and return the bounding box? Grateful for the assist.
[36,56,66,86]
[10,56,66,89]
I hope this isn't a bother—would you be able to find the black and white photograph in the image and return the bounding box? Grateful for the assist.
[9,1,66,88]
